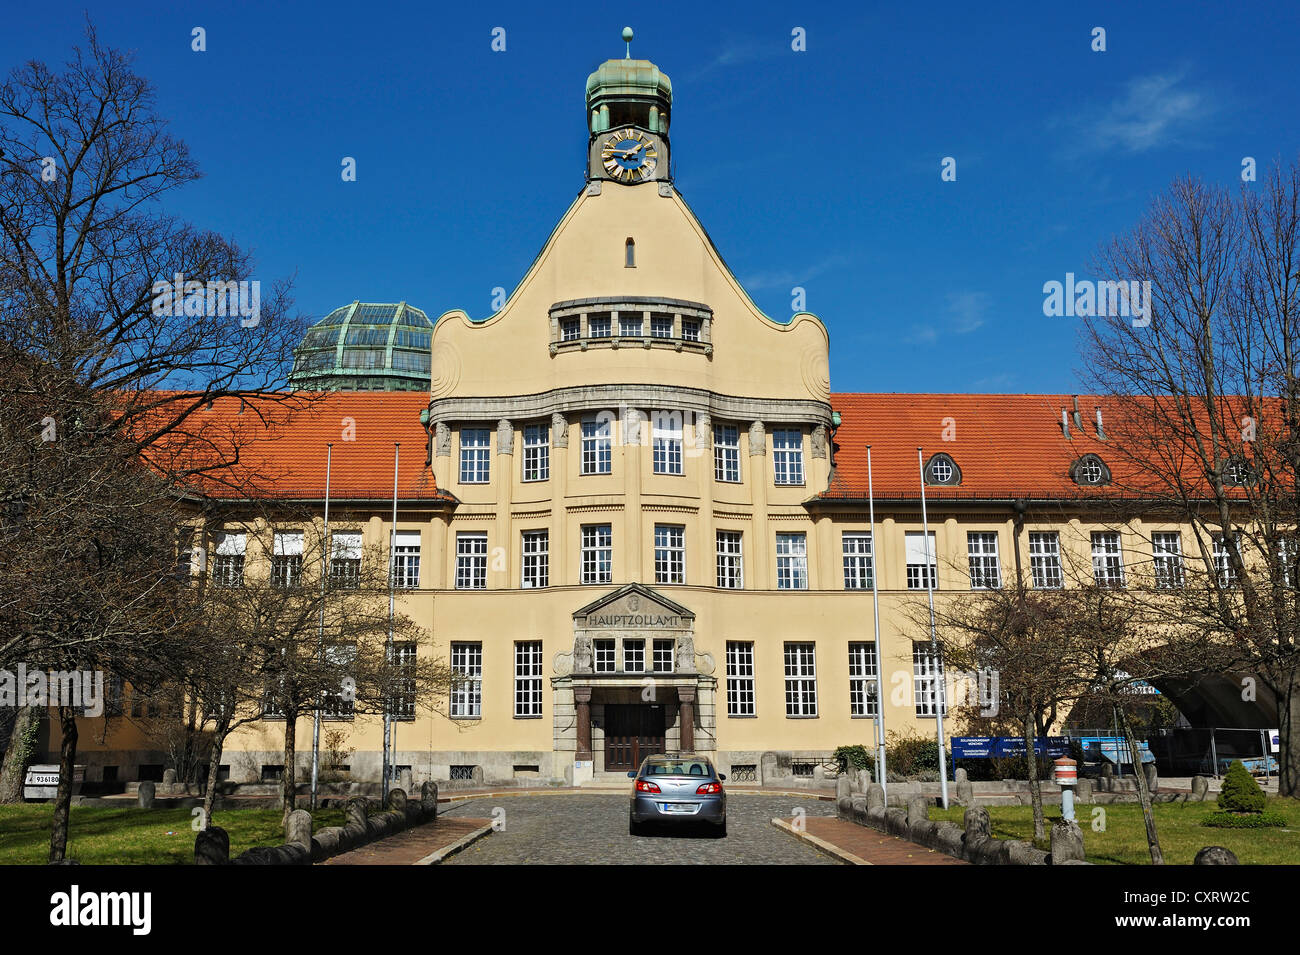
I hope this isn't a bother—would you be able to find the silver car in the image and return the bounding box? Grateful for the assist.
[628,754,727,837]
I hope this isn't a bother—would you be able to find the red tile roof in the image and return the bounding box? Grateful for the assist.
[823,394,1134,502]
[167,392,448,503]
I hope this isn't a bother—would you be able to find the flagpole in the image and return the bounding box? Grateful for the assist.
[311,442,333,811]
[867,446,887,802]
[383,443,399,802]
[917,446,950,810]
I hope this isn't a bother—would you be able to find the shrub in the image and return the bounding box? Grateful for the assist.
[1202,811,1286,829]
[885,730,949,778]
[833,745,872,775]
[1216,760,1266,814]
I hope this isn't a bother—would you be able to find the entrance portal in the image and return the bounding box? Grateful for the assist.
[604,704,665,771]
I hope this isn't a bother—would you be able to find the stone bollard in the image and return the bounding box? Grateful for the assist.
[285,809,313,850]
[955,780,974,807]
[1194,846,1239,865]
[865,783,885,812]
[1050,819,1086,864]
[388,788,408,812]
[137,781,156,809]
[963,805,991,844]
[399,768,413,794]
[854,768,871,793]
[836,774,852,801]
[346,796,369,829]
[1075,777,1094,803]
[1143,762,1158,793]
[163,768,177,785]
[194,826,230,865]
[421,780,439,816]
[1100,762,1114,779]
[1191,775,1210,802]
[954,767,968,784]
[906,795,930,829]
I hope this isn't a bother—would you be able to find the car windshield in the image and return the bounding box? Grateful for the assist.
[644,760,712,777]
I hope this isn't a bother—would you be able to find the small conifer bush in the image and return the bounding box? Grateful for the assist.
[1216,760,1266,813]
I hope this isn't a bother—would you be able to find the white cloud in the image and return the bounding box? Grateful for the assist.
[1058,71,1213,155]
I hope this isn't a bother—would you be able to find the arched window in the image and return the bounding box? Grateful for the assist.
[924,453,961,486]
[1071,453,1111,486]
[625,237,635,268]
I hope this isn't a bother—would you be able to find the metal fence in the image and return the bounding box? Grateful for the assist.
[1069,726,1278,779]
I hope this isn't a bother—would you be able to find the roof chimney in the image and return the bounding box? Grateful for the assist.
[1061,408,1071,439]
[1095,406,1105,440]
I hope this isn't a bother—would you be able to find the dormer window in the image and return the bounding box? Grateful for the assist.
[924,453,961,486]
[1071,453,1111,486]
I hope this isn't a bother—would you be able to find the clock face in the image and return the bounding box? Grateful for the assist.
[600,129,658,183]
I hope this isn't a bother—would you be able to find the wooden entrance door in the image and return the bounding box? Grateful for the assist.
[604,704,665,771]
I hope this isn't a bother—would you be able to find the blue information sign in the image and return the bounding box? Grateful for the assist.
[951,736,1071,759]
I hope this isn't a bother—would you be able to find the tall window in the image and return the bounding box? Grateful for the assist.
[913,643,946,717]
[450,643,482,718]
[623,638,646,673]
[1091,532,1125,588]
[455,532,488,589]
[714,424,740,482]
[391,530,421,589]
[619,313,643,336]
[594,639,616,673]
[650,315,673,338]
[772,429,804,485]
[906,531,937,590]
[653,639,675,673]
[848,643,879,717]
[322,644,356,720]
[459,428,491,483]
[271,531,302,589]
[521,530,549,589]
[716,530,744,589]
[522,424,550,482]
[624,238,635,268]
[726,642,756,717]
[581,418,612,475]
[330,531,362,589]
[776,532,808,589]
[212,532,246,587]
[654,524,685,584]
[967,532,1001,589]
[652,412,683,475]
[1152,532,1185,589]
[389,642,416,721]
[783,642,818,717]
[1212,535,1238,588]
[581,524,612,584]
[514,641,543,717]
[1029,532,1063,589]
[842,532,874,589]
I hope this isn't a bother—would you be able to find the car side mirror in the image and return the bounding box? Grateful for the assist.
[626,771,637,778]
[718,773,727,781]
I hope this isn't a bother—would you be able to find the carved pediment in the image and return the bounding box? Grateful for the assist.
[572,583,694,631]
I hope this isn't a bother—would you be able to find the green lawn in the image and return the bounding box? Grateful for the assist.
[0,806,346,865]
[931,798,1300,865]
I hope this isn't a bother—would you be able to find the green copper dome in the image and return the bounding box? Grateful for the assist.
[289,301,432,392]
[586,57,672,135]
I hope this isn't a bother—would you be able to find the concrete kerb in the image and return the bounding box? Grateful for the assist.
[769,818,867,865]
[413,824,495,865]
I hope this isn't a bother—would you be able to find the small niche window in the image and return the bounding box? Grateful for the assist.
[625,237,635,268]
[1071,454,1111,487]
[924,453,961,486]
[1222,457,1252,487]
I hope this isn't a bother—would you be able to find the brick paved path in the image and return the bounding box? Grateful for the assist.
[322,816,490,865]
[440,793,840,865]
[795,817,970,865]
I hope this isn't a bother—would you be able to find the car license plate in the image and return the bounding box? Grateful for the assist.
[663,803,695,814]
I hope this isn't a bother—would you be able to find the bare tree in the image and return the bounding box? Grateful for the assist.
[1080,158,1300,799]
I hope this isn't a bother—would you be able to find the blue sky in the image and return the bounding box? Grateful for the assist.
[4,1,1297,394]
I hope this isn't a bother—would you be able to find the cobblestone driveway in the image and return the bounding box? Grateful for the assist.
[440,793,840,865]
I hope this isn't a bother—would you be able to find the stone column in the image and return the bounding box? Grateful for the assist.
[574,686,593,761]
[678,686,696,752]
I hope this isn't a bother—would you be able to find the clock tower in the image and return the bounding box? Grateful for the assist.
[586,28,672,186]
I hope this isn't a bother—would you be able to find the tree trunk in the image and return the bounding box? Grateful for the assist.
[1117,704,1164,865]
[1278,668,1300,799]
[202,730,227,826]
[0,704,40,804]
[281,713,297,822]
[48,708,79,863]
[1023,712,1045,842]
